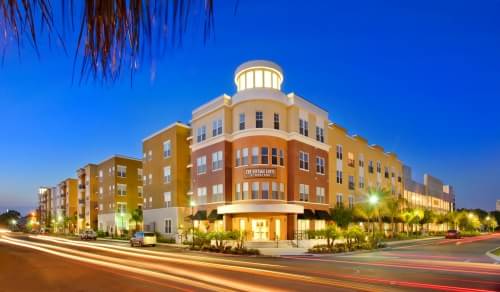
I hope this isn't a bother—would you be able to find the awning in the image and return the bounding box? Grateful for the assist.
[315,210,331,220]
[188,210,207,221]
[298,209,315,220]
[207,209,223,222]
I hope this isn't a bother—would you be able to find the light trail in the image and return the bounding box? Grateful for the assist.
[23,235,386,292]
[0,237,234,292]
[281,256,500,276]
[34,235,282,268]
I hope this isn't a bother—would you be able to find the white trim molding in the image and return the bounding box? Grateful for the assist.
[217,203,304,214]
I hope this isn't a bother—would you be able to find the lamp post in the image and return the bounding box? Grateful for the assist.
[190,200,195,248]
[369,194,379,238]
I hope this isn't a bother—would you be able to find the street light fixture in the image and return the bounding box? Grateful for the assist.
[369,194,379,205]
[468,213,473,219]
[190,200,195,248]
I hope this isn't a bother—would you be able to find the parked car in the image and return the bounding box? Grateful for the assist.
[80,230,97,240]
[130,232,157,247]
[445,229,460,239]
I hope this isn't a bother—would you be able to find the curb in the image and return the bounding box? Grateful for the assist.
[485,248,500,262]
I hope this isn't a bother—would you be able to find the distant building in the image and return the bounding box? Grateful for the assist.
[496,200,500,211]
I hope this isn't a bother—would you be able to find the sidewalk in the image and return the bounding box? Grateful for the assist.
[96,237,187,248]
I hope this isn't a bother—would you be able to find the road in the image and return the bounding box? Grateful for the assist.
[0,233,499,292]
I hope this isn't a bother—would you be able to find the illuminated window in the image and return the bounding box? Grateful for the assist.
[163,166,171,184]
[316,187,325,203]
[212,184,224,202]
[164,192,172,207]
[272,73,279,89]
[246,71,254,88]
[255,70,263,87]
[299,184,309,201]
[264,70,272,87]
[197,187,207,204]
[242,182,249,200]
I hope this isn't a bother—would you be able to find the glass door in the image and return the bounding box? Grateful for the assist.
[251,219,269,241]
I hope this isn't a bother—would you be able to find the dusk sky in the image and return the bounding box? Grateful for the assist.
[1,1,499,215]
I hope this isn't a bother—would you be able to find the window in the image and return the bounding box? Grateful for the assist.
[164,192,172,207]
[212,119,223,137]
[251,182,259,199]
[242,182,249,200]
[316,187,325,203]
[252,147,259,164]
[279,183,285,200]
[235,149,241,166]
[272,182,279,199]
[299,151,309,170]
[117,184,127,196]
[316,156,325,174]
[212,184,224,202]
[148,174,153,185]
[138,168,143,180]
[197,156,207,174]
[261,182,269,199]
[348,195,354,208]
[273,113,280,130]
[336,145,343,160]
[165,219,172,234]
[197,187,207,204]
[117,165,126,177]
[212,151,223,171]
[359,176,365,189]
[256,111,263,128]
[359,158,365,168]
[299,119,309,136]
[376,161,381,173]
[142,152,146,161]
[368,161,374,173]
[279,149,284,166]
[271,148,278,165]
[148,150,153,161]
[299,184,309,201]
[242,148,249,166]
[316,126,324,142]
[255,70,263,87]
[348,176,355,190]
[138,186,143,197]
[347,152,355,167]
[235,183,241,200]
[196,126,206,142]
[117,202,127,214]
[99,204,103,211]
[163,166,171,184]
[99,187,103,196]
[336,193,343,208]
[384,167,389,178]
[336,170,343,184]
[148,197,152,208]
[99,170,103,179]
[163,140,171,158]
[261,147,269,164]
[239,113,245,130]
[246,70,254,88]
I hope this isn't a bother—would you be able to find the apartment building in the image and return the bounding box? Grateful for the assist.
[76,164,99,232]
[96,155,142,235]
[37,187,52,229]
[142,122,191,240]
[402,165,455,214]
[328,125,404,210]
[57,178,78,232]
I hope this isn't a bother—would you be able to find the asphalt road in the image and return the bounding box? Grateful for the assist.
[0,233,499,292]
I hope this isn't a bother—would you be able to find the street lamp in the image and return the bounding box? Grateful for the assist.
[368,194,379,238]
[190,200,195,248]
[468,213,473,219]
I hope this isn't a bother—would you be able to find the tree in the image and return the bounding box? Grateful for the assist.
[419,209,436,233]
[330,206,353,229]
[0,210,21,228]
[316,224,339,250]
[129,208,143,232]
[385,196,406,237]
[344,225,366,250]
[484,217,498,232]
[0,0,216,83]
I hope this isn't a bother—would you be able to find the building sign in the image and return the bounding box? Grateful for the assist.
[244,168,277,178]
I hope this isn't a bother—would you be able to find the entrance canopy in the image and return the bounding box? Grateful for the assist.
[217,203,304,215]
[298,209,315,220]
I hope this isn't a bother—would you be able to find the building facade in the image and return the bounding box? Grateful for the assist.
[56,178,78,232]
[142,122,191,240]
[76,164,99,232]
[96,155,143,235]
[37,187,53,230]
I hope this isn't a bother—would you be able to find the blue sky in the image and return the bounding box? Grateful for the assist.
[1,0,499,214]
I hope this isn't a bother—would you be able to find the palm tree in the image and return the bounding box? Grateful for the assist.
[129,208,143,232]
[0,0,216,83]
[330,206,353,229]
[385,196,407,238]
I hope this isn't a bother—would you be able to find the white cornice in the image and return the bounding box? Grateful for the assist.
[142,122,191,142]
[190,129,331,152]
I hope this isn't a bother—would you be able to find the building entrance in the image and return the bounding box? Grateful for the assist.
[251,219,269,241]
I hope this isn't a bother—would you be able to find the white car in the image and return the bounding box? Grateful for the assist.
[80,230,97,240]
[130,232,157,247]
